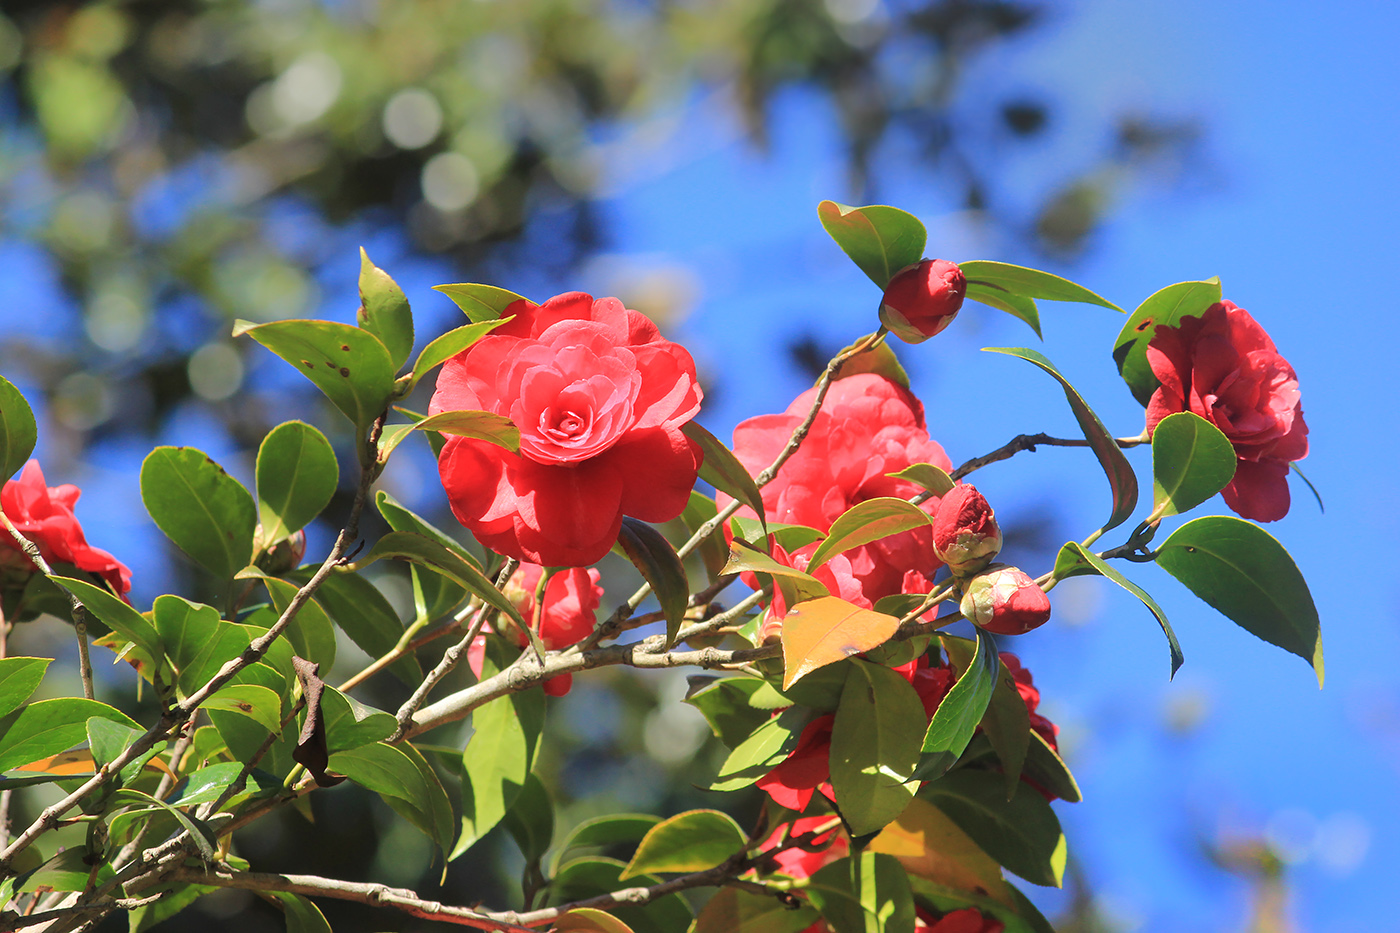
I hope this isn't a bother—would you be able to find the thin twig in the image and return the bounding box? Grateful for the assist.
[0,510,95,699]
[947,430,1149,483]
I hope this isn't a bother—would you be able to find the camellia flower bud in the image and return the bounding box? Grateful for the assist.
[931,483,1002,576]
[879,258,967,344]
[959,564,1051,636]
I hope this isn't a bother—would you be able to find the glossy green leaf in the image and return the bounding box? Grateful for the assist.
[616,517,689,646]
[504,771,554,863]
[888,462,955,499]
[779,659,853,712]
[549,857,693,933]
[386,742,457,855]
[621,809,746,879]
[453,638,546,859]
[981,657,1032,800]
[917,633,998,778]
[683,420,766,531]
[357,247,414,371]
[921,770,1067,887]
[1113,279,1223,406]
[831,660,924,836]
[0,374,36,483]
[868,798,1016,908]
[961,260,1122,339]
[271,892,333,933]
[260,576,337,669]
[319,686,395,752]
[400,319,510,396]
[729,516,825,553]
[359,530,526,631]
[1056,541,1183,677]
[52,576,165,678]
[87,718,153,787]
[1151,412,1236,517]
[414,409,520,452]
[830,332,911,389]
[152,595,250,695]
[0,658,48,720]
[817,200,927,288]
[233,317,395,432]
[127,881,214,933]
[207,662,295,774]
[375,489,477,623]
[812,852,917,933]
[680,491,729,581]
[556,813,661,870]
[16,848,117,895]
[708,707,809,792]
[693,886,819,933]
[255,421,338,545]
[0,698,139,773]
[552,908,638,933]
[807,497,931,572]
[290,567,419,686]
[1022,731,1081,804]
[329,741,423,800]
[435,282,528,322]
[171,761,279,809]
[685,676,787,749]
[781,597,899,690]
[201,684,282,734]
[1156,516,1322,684]
[140,446,257,580]
[984,347,1138,532]
[722,540,829,604]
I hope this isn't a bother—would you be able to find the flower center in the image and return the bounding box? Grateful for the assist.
[543,406,591,442]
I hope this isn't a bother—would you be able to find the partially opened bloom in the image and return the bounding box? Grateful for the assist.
[431,291,703,566]
[960,565,1051,636]
[0,461,131,599]
[931,483,1002,576]
[1145,299,1308,521]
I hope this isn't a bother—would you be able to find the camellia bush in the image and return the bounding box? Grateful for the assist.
[0,200,1319,933]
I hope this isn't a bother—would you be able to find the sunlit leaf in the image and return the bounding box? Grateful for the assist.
[435,282,529,322]
[0,698,140,773]
[781,597,899,690]
[140,446,257,580]
[682,420,765,532]
[621,809,746,879]
[917,633,997,779]
[806,497,931,572]
[0,374,36,483]
[1151,412,1236,517]
[616,517,689,646]
[817,201,927,288]
[830,660,924,836]
[868,798,1015,907]
[357,247,414,371]
[921,770,1067,888]
[1055,542,1182,677]
[255,420,338,545]
[1113,279,1222,406]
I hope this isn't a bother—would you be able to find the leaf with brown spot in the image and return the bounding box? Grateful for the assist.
[290,656,343,787]
[780,596,900,690]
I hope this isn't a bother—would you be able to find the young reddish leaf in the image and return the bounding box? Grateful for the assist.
[357,247,414,372]
[0,374,36,483]
[867,797,1015,907]
[1150,412,1237,518]
[434,282,529,322]
[616,517,689,646]
[806,497,931,572]
[1156,516,1322,685]
[780,596,899,690]
[817,200,927,288]
[984,347,1139,532]
[620,809,746,879]
[682,420,766,532]
[1113,279,1223,406]
[233,318,396,433]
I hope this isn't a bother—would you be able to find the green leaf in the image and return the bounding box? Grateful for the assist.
[830,660,924,836]
[329,741,422,800]
[556,813,661,870]
[359,530,527,632]
[51,576,165,679]
[207,662,295,774]
[780,597,899,690]
[260,576,337,669]
[921,770,1067,887]
[888,463,955,499]
[453,638,546,859]
[708,707,809,791]
[289,567,419,686]
[0,374,36,483]
[1151,412,1237,517]
[721,540,829,605]
[87,718,151,786]
[0,658,49,720]
[693,886,819,933]
[139,446,257,580]
[917,633,997,779]
[1022,731,1081,804]
[615,517,689,646]
[809,852,917,933]
[0,698,139,773]
[685,676,787,749]
[830,332,911,389]
[385,742,457,856]
[127,881,214,933]
[1055,542,1183,677]
[233,317,395,433]
[319,686,395,753]
[16,848,116,895]
[552,908,638,933]
[867,797,1016,908]
[153,595,251,696]
[960,260,1122,339]
[271,892,333,933]
[401,319,511,396]
[357,247,414,372]
[817,200,927,288]
[729,516,826,553]
[621,809,746,879]
[435,282,528,322]
[984,347,1138,532]
[108,787,220,860]
[201,684,283,733]
[550,858,693,933]
[980,657,1032,801]
[375,490,477,623]
[1113,279,1223,406]
[807,497,931,572]
[171,761,279,809]
[680,491,729,582]
[682,420,766,531]
[255,421,338,545]
[414,409,521,452]
[504,770,554,863]
[1156,516,1322,684]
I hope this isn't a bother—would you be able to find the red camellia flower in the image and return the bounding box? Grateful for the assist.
[1145,299,1308,522]
[917,906,1006,933]
[931,483,1002,576]
[879,259,967,344]
[0,461,131,599]
[467,563,603,697]
[726,374,953,604]
[1001,652,1059,752]
[759,816,848,880]
[431,291,703,566]
[959,565,1051,636]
